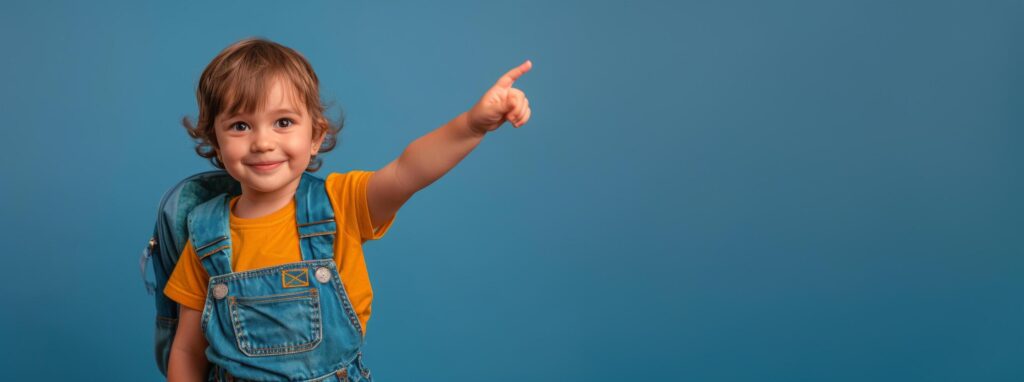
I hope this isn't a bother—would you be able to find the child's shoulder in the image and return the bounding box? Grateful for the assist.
[323,170,374,187]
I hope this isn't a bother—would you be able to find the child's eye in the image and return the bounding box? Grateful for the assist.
[276,118,294,128]
[229,122,250,132]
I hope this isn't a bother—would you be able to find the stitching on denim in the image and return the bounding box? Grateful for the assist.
[237,327,321,356]
[328,268,364,335]
[282,269,310,288]
[201,297,212,334]
[302,352,365,382]
[229,296,245,354]
[299,229,333,237]
[233,295,311,305]
[353,352,371,380]
[229,289,323,357]
[195,236,228,252]
[232,288,314,303]
[209,260,335,283]
[297,218,334,227]
[233,290,315,305]
[198,245,229,260]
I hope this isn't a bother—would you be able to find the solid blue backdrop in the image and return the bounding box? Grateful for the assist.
[0,0,1021,380]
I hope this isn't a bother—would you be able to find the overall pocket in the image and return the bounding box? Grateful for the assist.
[228,288,322,357]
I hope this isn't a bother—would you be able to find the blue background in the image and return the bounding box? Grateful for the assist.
[1,0,1021,380]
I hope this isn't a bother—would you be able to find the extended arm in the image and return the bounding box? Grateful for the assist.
[367,61,533,230]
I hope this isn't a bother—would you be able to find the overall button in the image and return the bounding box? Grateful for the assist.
[212,283,229,299]
[315,267,331,283]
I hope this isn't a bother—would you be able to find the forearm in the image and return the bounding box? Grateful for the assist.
[167,346,209,382]
[394,112,485,193]
[168,306,210,382]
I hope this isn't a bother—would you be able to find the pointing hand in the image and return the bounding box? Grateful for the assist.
[467,60,533,134]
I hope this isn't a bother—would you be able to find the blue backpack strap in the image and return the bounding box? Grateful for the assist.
[187,193,234,277]
[146,170,239,377]
[295,172,337,261]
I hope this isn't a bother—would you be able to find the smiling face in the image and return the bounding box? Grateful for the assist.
[213,76,324,199]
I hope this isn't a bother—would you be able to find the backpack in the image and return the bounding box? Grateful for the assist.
[139,170,242,376]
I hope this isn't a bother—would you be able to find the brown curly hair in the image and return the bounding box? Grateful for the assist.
[182,37,342,172]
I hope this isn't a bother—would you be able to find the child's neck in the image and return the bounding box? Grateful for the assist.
[233,179,300,219]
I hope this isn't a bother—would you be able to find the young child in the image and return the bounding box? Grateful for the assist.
[164,38,532,381]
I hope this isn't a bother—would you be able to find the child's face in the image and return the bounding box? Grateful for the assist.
[213,77,323,198]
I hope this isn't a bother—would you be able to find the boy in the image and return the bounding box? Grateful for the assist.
[165,38,532,381]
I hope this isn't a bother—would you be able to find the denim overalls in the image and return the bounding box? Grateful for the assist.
[187,173,373,381]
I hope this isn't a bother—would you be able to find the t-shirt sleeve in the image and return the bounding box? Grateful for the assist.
[327,170,397,243]
[163,240,210,312]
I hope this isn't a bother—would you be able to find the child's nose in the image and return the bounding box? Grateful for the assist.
[251,129,276,152]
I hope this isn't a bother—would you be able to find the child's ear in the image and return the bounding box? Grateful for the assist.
[310,127,326,156]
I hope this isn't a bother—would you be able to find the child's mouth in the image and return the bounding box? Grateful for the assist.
[247,161,285,173]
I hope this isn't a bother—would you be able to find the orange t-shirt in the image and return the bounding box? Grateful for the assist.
[163,171,396,335]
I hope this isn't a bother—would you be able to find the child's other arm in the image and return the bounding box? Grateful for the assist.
[167,306,209,382]
[367,60,533,229]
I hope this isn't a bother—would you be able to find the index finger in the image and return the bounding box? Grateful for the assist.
[494,60,533,88]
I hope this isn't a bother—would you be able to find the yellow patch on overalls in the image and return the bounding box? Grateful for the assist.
[281,269,310,288]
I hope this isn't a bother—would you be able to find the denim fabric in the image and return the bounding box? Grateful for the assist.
[144,170,242,376]
[186,173,373,381]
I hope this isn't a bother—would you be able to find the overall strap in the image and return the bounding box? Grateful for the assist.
[187,194,233,277]
[295,172,337,261]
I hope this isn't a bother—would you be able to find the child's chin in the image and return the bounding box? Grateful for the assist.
[242,173,300,193]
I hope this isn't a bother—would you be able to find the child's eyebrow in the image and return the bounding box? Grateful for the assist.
[268,108,302,116]
[222,108,301,120]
